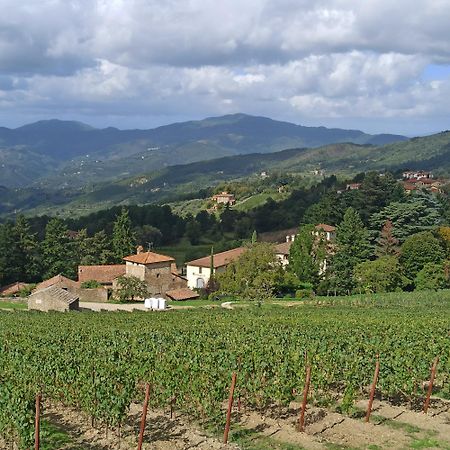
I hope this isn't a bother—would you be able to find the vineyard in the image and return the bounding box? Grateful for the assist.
[1,291,450,449]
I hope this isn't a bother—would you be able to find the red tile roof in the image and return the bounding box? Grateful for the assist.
[78,265,126,284]
[35,274,78,292]
[123,251,175,265]
[274,241,293,255]
[315,224,336,232]
[166,288,200,301]
[187,247,246,269]
[0,282,30,296]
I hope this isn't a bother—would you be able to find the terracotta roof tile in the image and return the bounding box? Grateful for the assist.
[78,265,126,284]
[165,288,200,301]
[0,282,30,296]
[315,224,336,232]
[30,285,79,305]
[187,247,246,269]
[35,274,78,292]
[123,251,175,265]
[274,241,293,255]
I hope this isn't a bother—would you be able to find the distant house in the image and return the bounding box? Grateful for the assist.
[212,192,236,206]
[35,274,79,293]
[315,224,336,241]
[0,282,30,297]
[28,285,79,312]
[78,264,126,288]
[346,183,361,191]
[403,170,433,180]
[186,247,246,289]
[274,241,292,267]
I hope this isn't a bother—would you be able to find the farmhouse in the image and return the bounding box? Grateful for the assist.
[315,224,336,241]
[78,264,126,288]
[35,274,79,293]
[212,191,236,206]
[122,247,187,297]
[186,247,246,289]
[274,241,292,267]
[28,285,79,312]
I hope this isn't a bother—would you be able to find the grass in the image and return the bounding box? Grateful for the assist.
[234,191,287,212]
[168,299,220,307]
[0,300,27,310]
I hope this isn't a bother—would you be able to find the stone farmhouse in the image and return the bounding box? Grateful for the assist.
[29,285,79,312]
[212,192,236,206]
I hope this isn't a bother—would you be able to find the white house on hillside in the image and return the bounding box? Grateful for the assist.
[186,247,246,289]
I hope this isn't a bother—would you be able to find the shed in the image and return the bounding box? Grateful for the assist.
[165,288,200,301]
[28,285,79,312]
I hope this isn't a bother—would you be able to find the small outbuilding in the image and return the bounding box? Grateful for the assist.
[28,285,79,312]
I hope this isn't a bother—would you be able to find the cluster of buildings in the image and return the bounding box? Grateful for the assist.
[401,170,446,194]
[1,224,337,312]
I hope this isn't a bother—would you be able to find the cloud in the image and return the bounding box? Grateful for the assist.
[0,0,450,134]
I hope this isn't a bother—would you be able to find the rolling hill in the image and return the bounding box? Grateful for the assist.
[2,130,449,218]
[0,113,407,189]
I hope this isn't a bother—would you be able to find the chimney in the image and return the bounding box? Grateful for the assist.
[136,245,144,254]
[286,235,290,242]
[291,234,296,242]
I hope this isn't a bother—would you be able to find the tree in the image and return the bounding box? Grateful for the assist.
[354,256,406,293]
[185,219,201,245]
[205,247,219,295]
[216,243,283,301]
[289,224,324,287]
[400,231,445,280]
[134,225,163,248]
[0,222,22,285]
[328,208,372,294]
[415,262,449,291]
[77,230,114,265]
[371,193,443,243]
[112,208,135,262]
[41,218,76,278]
[114,276,149,302]
[376,220,400,257]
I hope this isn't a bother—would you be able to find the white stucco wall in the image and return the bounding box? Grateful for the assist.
[186,265,211,289]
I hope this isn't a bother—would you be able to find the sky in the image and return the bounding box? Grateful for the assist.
[0,0,450,136]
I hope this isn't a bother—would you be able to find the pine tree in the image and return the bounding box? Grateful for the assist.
[376,220,400,257]
[0,222,21,285]
[112,208,135,262]
[330,208,372,294]
[251,230,258,244]
[41,218,76,279]
[13,215,40,282]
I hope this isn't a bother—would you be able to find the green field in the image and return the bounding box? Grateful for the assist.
[1,291,450,449]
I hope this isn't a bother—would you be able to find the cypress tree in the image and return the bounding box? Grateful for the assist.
[112,208,135,262]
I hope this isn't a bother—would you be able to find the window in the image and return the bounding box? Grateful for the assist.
[199,267,202,274]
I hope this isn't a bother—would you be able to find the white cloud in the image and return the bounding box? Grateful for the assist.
[0,0,450,134]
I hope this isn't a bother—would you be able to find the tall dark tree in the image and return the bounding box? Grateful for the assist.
[112,208,135,262]
[41,218,76,279]
[329,208,372,294]
[0,222,21,285]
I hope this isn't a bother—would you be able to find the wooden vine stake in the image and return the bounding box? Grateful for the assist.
[35,393,41,450]
[423,357,439,414]
[137,383,151,450]
[298,365,311,432]
[223,372,237,444]
[365,355,380,423]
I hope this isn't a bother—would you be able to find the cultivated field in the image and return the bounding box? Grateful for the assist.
[0,291,449,449]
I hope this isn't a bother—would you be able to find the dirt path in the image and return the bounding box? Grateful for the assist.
[43,402,239,450]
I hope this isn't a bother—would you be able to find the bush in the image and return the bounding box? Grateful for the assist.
[295,287,314,299]
[81,280,103,289]
[415,262,449,290]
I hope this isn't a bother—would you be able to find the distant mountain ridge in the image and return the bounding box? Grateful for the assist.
[0,113,407,188]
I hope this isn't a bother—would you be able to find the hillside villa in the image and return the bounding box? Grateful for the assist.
[212,192,236,206]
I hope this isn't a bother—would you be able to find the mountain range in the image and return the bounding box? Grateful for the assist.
[0,113,407,189]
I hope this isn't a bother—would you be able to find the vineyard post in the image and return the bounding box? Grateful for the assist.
[423,357,439,414]
[365,355,380,423]
[137,383,151,450]
[298,365,311,432]
[223,372,237,444]
[35,393,41,450]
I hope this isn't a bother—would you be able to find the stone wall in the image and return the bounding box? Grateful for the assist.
[78,288,109,303]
